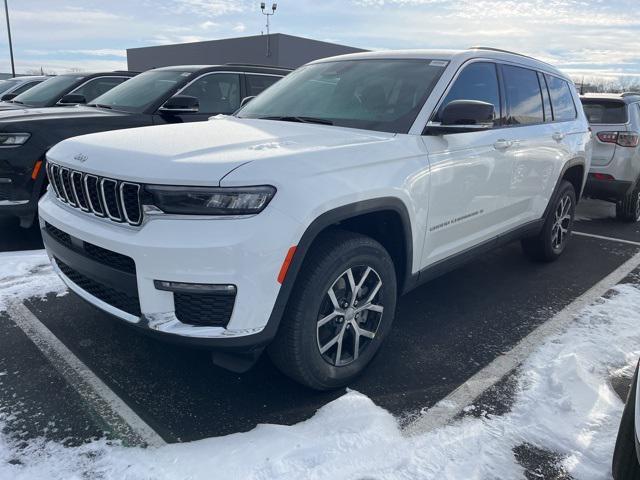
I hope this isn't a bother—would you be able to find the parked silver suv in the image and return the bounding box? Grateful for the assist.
[581,93,640,221]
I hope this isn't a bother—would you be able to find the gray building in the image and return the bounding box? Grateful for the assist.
[126,33,366,71]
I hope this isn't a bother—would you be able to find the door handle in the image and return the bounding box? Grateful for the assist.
[493,139,513,150]
[552,132,565,141]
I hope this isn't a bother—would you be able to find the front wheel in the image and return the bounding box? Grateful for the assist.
[521,180,576,262]
[269,230,397,390]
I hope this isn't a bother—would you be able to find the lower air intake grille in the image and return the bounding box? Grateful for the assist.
[174,291,235,327]
[45,222,72,249]
[84,242,136,274]
[56,258,141,317]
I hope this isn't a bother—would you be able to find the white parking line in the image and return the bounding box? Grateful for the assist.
[404,249,640,436]
[6,301,166,447]
[573,231,640,247]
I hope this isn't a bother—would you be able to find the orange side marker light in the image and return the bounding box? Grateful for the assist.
[31,160,43,180]
[277,246,297,284]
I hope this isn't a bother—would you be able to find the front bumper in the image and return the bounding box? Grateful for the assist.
[583,175,633,202]
[0,166,45,225]
[38,192,302,350]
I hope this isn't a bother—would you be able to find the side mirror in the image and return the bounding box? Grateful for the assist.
[159,95,199,114]
[58,93,86,105]
[240,96,256,108]
[1,93,17,101]
[425,100,495,135]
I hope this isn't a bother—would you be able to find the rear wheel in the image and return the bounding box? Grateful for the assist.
[616,184,640,222]
[612,362,640,479]
[522,180,576,262]
[269,230,397,390]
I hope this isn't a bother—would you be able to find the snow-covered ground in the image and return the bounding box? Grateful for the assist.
[1,250,639,479]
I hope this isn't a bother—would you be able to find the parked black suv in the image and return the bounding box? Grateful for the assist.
[0,64,290,227]
[0,71,137,112]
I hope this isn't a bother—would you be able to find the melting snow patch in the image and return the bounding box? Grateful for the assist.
[0,251,639,478]
[0,250,66,312]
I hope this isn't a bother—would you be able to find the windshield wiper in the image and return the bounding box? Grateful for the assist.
[9,100,24,104]
[86,103,113,110]
[257,115,333,125]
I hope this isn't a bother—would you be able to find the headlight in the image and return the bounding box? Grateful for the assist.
[145,185,276,215]
[0,133,30,147]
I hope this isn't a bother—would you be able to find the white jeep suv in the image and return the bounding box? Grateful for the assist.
[40,48,591,390]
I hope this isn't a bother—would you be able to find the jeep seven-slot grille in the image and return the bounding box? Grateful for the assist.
[46,162,143,226]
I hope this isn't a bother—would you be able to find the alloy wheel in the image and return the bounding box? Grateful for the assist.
[316,266,384,367]
[551,194,573,251]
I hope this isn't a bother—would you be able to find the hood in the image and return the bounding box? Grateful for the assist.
[47,116,395,186]
[0,105,122,126]
[0,101,27,111]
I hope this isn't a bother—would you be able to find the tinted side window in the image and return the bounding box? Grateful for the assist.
[71,77,128,102]
[13,81,42,95]
[434,62,500,125]
[537,72,552,122]
[245,74,281,97]
[502,65,544,125]
[181,73,241,114]
[545,74,577,122]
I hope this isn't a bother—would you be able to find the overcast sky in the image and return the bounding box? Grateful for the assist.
[1,0,638,83]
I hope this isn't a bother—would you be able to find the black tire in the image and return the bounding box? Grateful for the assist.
[521,180,576,262]
[616,183,640,223]
[268,230,397,390]
[613,362,640,480]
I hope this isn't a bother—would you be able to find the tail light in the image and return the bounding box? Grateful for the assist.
[593,173,615,181]
[596,131,640,147]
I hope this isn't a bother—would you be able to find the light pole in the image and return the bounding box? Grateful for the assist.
[260,2,277,57]
[3,0,14,77]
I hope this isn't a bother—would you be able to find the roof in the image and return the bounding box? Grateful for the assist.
[1,75,49,81]
[581,93,640,104]
[310,47,568,80]
[152,64,292,73]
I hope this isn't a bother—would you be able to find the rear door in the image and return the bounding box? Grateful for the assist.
[580,98,628,167]
[244,73,282,98]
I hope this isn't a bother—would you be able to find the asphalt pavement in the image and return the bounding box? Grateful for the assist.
[0,198,639,446]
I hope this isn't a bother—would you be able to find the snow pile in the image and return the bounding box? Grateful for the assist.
[0,250,66,311]
[1,257,639,478]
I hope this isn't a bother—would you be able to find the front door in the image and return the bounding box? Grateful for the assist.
[421,61,515,266]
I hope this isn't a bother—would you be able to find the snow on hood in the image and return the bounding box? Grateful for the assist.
[46,116,394,186]
[1,250,639,479]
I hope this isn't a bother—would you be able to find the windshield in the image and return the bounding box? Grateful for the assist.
[0,79,20,95]
[11,75,84,107]
[237,59,447,134]
[581,99,628,124]
[88,70,191,113]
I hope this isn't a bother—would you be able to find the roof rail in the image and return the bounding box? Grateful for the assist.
[224,63,292,70]
[621,92,640,97]
[468,46,554,67]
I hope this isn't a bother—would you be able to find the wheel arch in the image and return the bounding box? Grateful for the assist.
[262,197,414,343]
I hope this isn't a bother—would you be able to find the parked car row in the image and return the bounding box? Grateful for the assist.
[0,64,290,226]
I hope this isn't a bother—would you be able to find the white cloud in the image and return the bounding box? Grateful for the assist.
[232,22,246,33]
[169,0,249,17]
